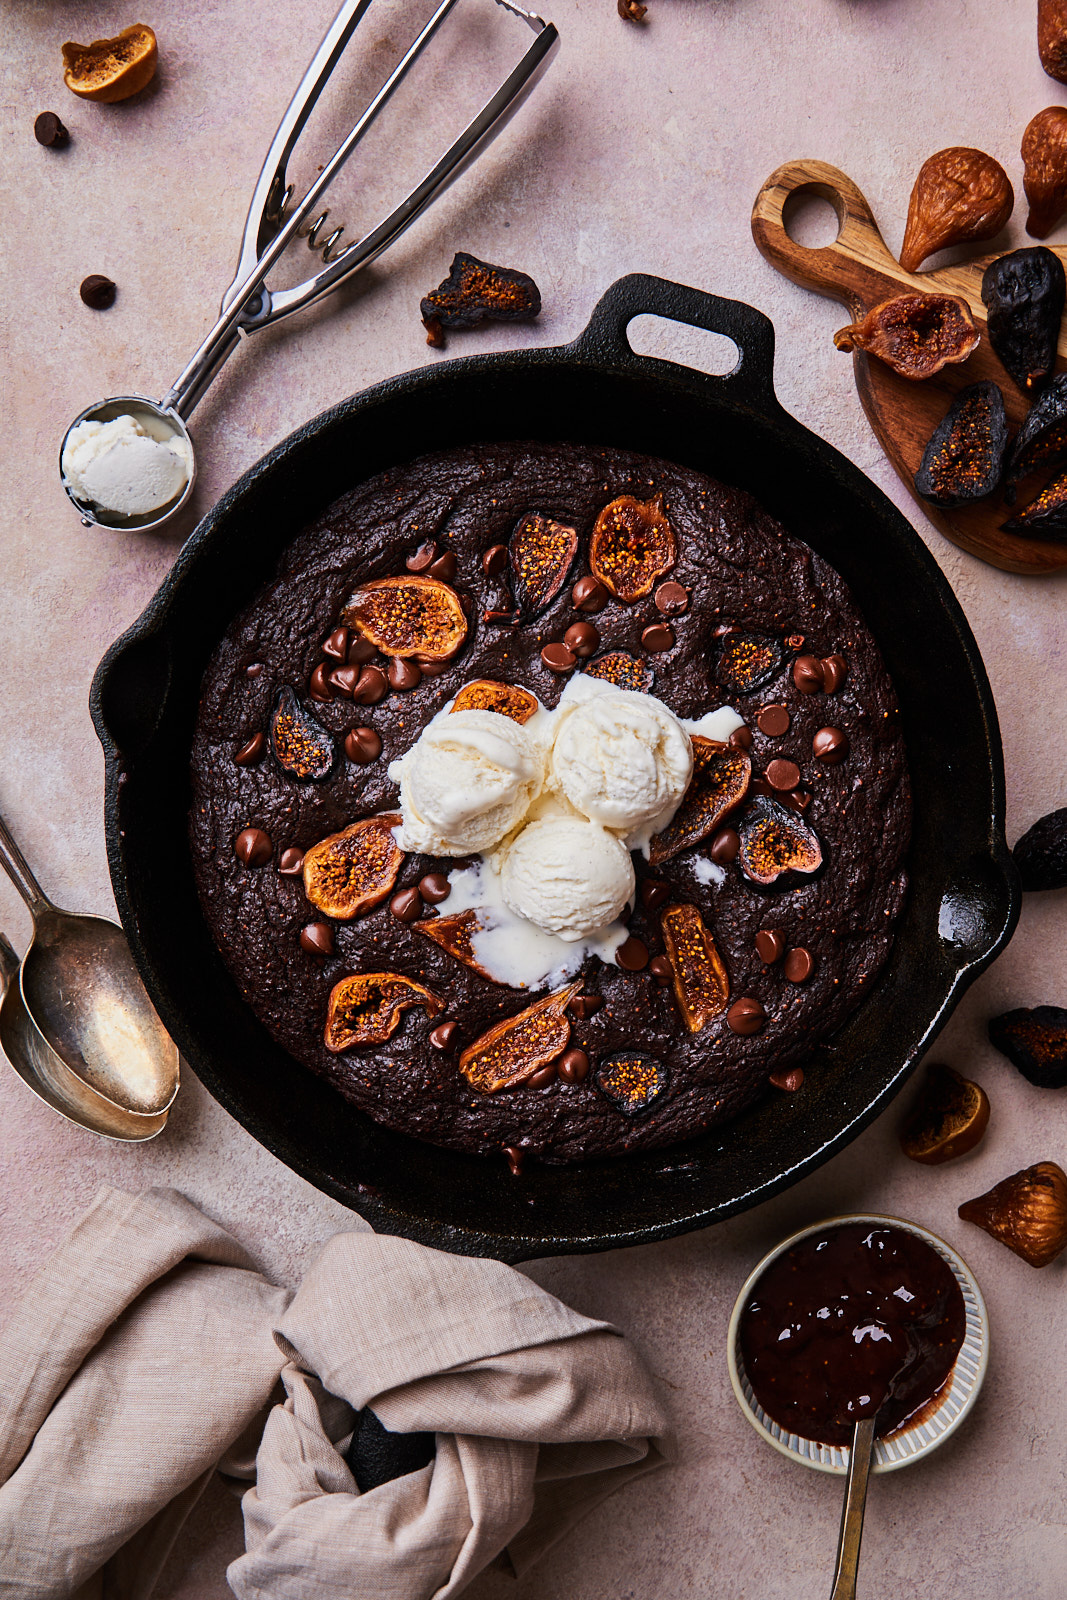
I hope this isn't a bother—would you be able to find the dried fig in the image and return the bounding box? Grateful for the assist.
[459,982,581,1093]
[648,738,751,865]
[420,253,540,347]
[325,972,443,1052]
[738,796,823,888]
[509,515,578,617]
[833,294,979,380]
[1022,107,1067,236]
[659,903,730,1033]
[1039,0,1067,85]
[450,679,538,723]
[341,576,467,662]
[915,381,1009,507]
[988,1005,1067,1088]
[582,651,654,693]
[958,1160,1067,1266]
[900,1062,990,1164]
[589,494,676,602]
[714,632,784,695]
[62,24,158,102]
[413,908,498,982]
[595,1053,669,1115]
[900,148,1014,273]
[981,248,1065,393]
[303,814,403,920]
[1012,806,1067,891]
[270,687,336,782]
[1002,465,1067,540]
[1005,374,1067,489]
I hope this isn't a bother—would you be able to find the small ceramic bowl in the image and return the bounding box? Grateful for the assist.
[726,1213,988,1475]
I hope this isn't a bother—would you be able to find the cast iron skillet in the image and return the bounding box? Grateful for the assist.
[90,275,1019,1262]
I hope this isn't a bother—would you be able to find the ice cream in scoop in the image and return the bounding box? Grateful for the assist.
[62,413,193,519]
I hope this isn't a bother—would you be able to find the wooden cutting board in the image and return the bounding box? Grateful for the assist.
[751,158,1067,576]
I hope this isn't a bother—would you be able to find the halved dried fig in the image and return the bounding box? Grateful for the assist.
[649,739,751,866]
[341,576,467,662]
[714,632,784,695]
[509,515,578,617]
[738,796,823,888]
[900,148,1014,274]
[1022,106,1067,236]
[1003,465,1067,540]
[414,908,497,982]
[1005,374,1067,490]
[589,494,676,602]
[62,24,158,103]
[582,651,654,693]
[459,982,581,1092]
[450,679,538,723]
[659,903,730,1033]
[988,1005,1067,1088]
[303,814,403,920]
[915,381,1009,508]
[325,972,443,1052]
[1012,806,1067,891]
[595,1053,669,1115]
[270,686,336,782]
[420,253,541,346]
[958,1160,1067,1267]
[900,1062,990,1164]
[833,294,979,380]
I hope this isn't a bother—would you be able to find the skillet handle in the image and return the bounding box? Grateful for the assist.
[90,624,174,765]
[570,273,779,417]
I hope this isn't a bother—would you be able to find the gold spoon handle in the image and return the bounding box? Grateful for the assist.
[829,1417,876,1600]
[0,811,53,921]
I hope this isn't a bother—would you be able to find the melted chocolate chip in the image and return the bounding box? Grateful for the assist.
[309,663,333,701]
[727,997,765,1035]
[352,666,389,705]
[755,928,785,964]
[389,887,424,922]
[322,627,349,661]
[558,1047,590,1083]
[793,655,825,694]
[80,274,116,310]
[568,993,604,1019]
[654,581,689,615]
[541,642,577,673]
[278,847,304,876]
[784,946,816,983]
[34,111,69,148]
[328,664,361,697]
[299,921,334,956]
[640,879,671,911]
[729,725,753,751]
[571,576,609,613]
[234,733,266,766]
[388,657,422,692]
[503,1145,525,1176]
[348,637,379,665]
[430,1020,459,1050]
[769,1067,805,1091]
[709,828,741,864]
[482,543,508,577]
[419,872,451,903]
[821,654,848,693]
[235,828,272,867]
[345,726,382,765]
[406,541,437,572]
[527,1061,558,1087]
[757,705,791,737]
[649,955,674,985]
[766,758,801,792]
[564,621,600,658]
[641,622,675,653]
[813,727,849,764]
[428,551,457,582]
[615,936,649,971]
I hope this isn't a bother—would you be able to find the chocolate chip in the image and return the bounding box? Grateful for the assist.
[309,663,333,701]
[792,790,812,811]
[793,655,825,694]
[34,111,69,148]
[80,274,116,310]
[419,872,451,903]
[769,1067,804,1091]
[755,928,785,964]
[406,540,437,572]
[430,1020,459,1050]
[766,758,801,792]
[541,642,577,673]
[709,827,740,864]
[527,1061,558,1087]
[245,662,264,678]
[347,636,379,665]
[640,879,671,911]
[564,621,600,658]
[820,654,848,693]
[428,551,457,582]
[417,656,450,677]
[572,576,609,613]
[784,946,816,983]
[322,627,349,661]
[568,993,603,1019]
[234,732,266,766]
[235,827,272,867]
[727,997,765,1035]
[729,725,753,751]
[812,726,849,764]
[503,1145,525,1176]
[558,1047,590,1083]
[616,936,649,971]
[345,726,382,765]
[278,847,305,876]
[482,543,508,577]
[352,665,388,704]
[328,664,360,697]
[388,657,422,692]
[649,955,674,985]
[641,622,675,653]
[299,921,334,956]
[389,887,423,922]
[757,705,791,737]
[654,581,689,615]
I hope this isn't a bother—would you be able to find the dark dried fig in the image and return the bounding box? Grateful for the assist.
[833,293,979,380]
[714,632,785,695]
[1002,465,1067,539]
[413,908,498,982]
[1012,806,1067,890]
[738,796,823,888]
[589,494,676,602]
[959,1160,1067,1266]
[648,738,751,865]
[981,248,1065,394]
[1004,374,1067,490]
[509,514,578,617]
[914,381,1009,507]
[659,903,730,1033]
[450,679,538,723]
[459,982,580,1093]
[595,1053,669,1115]
[420,253,540,347]
[1023,106,1067,236]
[325,972,443,1052]
[582,651,654,693]
[900,147,1013,273]
[988,1005,1067,1088]
[900,1062,990,1164]
[303,814,403,920]
[341,576,467,662]
[270,686,336,782]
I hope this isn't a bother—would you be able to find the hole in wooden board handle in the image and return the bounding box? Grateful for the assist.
[751,161,901,310]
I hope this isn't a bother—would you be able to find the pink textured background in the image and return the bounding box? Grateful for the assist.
[2,1,1066,1595]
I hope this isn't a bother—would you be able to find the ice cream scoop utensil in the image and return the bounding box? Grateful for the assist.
[0,811,178,1124]
[59,0,558,533]
[828,1417,876,1600]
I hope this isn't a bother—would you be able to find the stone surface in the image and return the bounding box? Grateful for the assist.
[2,0,1066,1595]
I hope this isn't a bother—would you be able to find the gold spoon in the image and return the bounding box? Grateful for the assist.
[829,1416,877,1600]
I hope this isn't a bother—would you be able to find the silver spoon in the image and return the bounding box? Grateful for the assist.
[828,1416,877,1600]
[0,812,178,1124]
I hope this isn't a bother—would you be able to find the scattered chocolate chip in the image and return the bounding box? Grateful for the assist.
[821,654,848,693]
[345,726,382,765]
[793,655,825,694]
[309,663,333,701]
[568,993,604,1019]
[988,1005,1067,1087]
[709,827,741,864]
[278,847,305,876]
[654,581,689,615]
[322,627,349,661]
[234,732,266,766]
[784,946,816,983]
[80,274,116,310]
[564,621,600,658]
[640,879,671,911]
[727,997,765,1035]
[299,921,334,956]
[527,1061,558,1087]
[558,1047,590,1083]
[641,622,675,653]
[328,664,361,698]
[813,726,849,764]
[541,642,577,673]
[347,637,379,665]
[729,725,753,751]
[769,1067,805,1091]
[235,827,272,867]
[616,935,650,971]
[429,551,457,582]
[755,928,785,964]
[352,665,389,705]
[389,887,424,922]
[419,872,451,903]
[430,1019,459,1051]
[388,657,422,692]
[766,758,801,792]
[503,1144,525,1176]
[34,111,69,148]
[757,705,791,737]
[649,955,674,985]
[1013,808,1067,891]
[245,662,264,678]
[406,541,437,572]
[572,576,609,613]
[482,543,508,577]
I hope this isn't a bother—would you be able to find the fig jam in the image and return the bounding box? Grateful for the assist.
[739,1223,966,1446]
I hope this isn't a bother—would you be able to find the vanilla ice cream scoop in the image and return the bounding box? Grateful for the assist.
[391,708,545,856]
[62,413,194,519]
[549,687,693,846]
[500,814,635,939]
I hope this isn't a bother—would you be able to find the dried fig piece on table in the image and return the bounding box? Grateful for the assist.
[1039,0,1067,84]
[981,248,1065,394]
[988,1005,1067,1088]
[303,814,403,919]
[589,494,676,601]
[582,651,654,693]
[414,908,498,982]
[738,796,823,888]
[648,738,751,865]
[420,253,540,348]
[459,982,581,1093]
[270,687,336,782]
[325,972,443,1052]
[914,381,1009,507]
[509,514,578,617]
[595,1053,669,1115]
[341,576,467,662]
[900,1062,990,1164]
[450,679,538,722]
[1022,107,1067,236]
[659,903,731,1033]
[833,294,979,380]
[714,632,784,695]
[1012,806,1067,891]
[62,24,158,102]
[1005,374,1067,490]
[899,148,1013,273]
[1002,466,1067,540]
[958,1161,1067,1267]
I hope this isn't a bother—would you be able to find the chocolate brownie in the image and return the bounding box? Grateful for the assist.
[189,442,910,1163]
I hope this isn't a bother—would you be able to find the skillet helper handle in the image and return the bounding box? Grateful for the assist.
[575,273,779,416]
